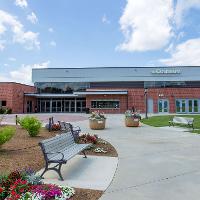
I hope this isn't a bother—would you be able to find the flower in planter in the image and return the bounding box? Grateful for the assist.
[125,110,141,120]
[89,111,106,120]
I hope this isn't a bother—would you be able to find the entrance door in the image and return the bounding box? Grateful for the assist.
[188,99,199,113]
[158,99,169,113]
[76,100,86,112]
[176,99,186,113]
[52,100,62,112]
[64,101,70,112]
[148,98,153,113]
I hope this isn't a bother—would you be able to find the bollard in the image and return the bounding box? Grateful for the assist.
[16,115,18,125]
[48,117,51,132]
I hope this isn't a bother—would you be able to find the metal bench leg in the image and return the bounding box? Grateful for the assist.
[40,167,48,179]
[40,163,64,181]
[40,161,48,178]
[82,150,87,158]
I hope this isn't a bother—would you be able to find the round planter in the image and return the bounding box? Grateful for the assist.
[89,119,106,130]
[125,117,140,127]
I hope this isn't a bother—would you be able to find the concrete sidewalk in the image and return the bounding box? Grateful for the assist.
[38,155,118,191]
[77,114,200,200]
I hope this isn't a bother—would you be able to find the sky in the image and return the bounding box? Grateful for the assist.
[0,0,200,85]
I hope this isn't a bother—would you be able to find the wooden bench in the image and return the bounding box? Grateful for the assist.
[169,116,194,129]
[58,121,81,140]
[39,131,92,180]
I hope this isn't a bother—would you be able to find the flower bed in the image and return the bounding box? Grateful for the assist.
[77,133,117,157]
[0,169,74,200]
[0,126,117,200]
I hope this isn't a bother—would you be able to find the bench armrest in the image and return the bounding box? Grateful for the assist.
[46,151,64,161]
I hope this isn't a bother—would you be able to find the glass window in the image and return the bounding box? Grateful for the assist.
[189,100,193,112]
[182,100,186,112]
[91,100,120,109]
[176,100,180,112]
[194,100,198,112]
[35,82,90,94]
[2,101,6,106]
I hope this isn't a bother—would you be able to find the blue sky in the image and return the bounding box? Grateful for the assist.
[0,0,200,84]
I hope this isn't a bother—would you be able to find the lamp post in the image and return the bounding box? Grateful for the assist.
[144,88,148,119]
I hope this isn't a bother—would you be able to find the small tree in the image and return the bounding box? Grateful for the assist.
[18,116,42,137]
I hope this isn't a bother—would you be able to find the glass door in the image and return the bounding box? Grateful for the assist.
[64,101,70,112]
[158,99,169,113]
[76,100,86,112]
[188,99,198,113]
[176,99,186,113]
[52,100,62,112]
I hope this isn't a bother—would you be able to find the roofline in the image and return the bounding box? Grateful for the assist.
[0,82,34,87]
[32,66,200,70]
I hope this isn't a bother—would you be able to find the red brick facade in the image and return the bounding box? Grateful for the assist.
[0,82,36,114]
[86,88,200,114]
[1,82,200,114]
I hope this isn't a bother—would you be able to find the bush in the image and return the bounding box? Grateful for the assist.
[0,126,15,146]
[0,108,12,114]
[19,116,41,137]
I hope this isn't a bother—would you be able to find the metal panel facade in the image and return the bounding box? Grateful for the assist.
[32,67,200,83]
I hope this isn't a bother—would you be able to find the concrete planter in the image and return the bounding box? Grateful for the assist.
[125,117,140,127]
[89,119,106,130]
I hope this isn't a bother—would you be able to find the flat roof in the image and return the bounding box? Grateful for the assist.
[32,66,200,83]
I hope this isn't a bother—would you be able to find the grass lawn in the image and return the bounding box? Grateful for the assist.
[141,115,200,133]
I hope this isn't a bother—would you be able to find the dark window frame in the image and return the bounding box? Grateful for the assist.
[91,100,120,109]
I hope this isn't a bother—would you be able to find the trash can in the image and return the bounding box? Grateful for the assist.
[85,108,90,114]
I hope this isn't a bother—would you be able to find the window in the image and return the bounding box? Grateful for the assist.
[35,82,90,94]
[91,100,120,109]
[0,100,6,107]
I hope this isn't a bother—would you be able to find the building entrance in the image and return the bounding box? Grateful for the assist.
[158,99,169,113]
[37,98,86,113]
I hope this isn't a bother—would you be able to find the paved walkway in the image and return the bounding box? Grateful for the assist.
[38,155,118,191]
[3,113,200,199]
[77,114,200,200]
[1,113,88,125]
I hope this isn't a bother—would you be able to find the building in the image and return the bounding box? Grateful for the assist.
[0,82,36,113]
[1,66,200,114]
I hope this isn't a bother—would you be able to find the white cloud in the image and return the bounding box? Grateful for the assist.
[175,0,200,27]
[50,40,56,47]
[102,14,110,24]
[8,57,16,61]
[15,0,28,8]
[48,28,54,33]
[0,61,50,84]
[117,0,174,52]
[0,10,40,50]
[27,12,38,24]
[160,38,200,66]
[0,40,5,51]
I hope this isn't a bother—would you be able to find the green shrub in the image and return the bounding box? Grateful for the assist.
[0,126,15,146]
[0,108,12,114]
[19,116,42,137]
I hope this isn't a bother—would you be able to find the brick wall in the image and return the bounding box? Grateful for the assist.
[86,88,200,113]
[0,82,36,113]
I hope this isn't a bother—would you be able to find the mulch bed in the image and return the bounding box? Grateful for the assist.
[0,125,117,199]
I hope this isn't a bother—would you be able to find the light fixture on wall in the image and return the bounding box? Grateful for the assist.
[158,94,164,97]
